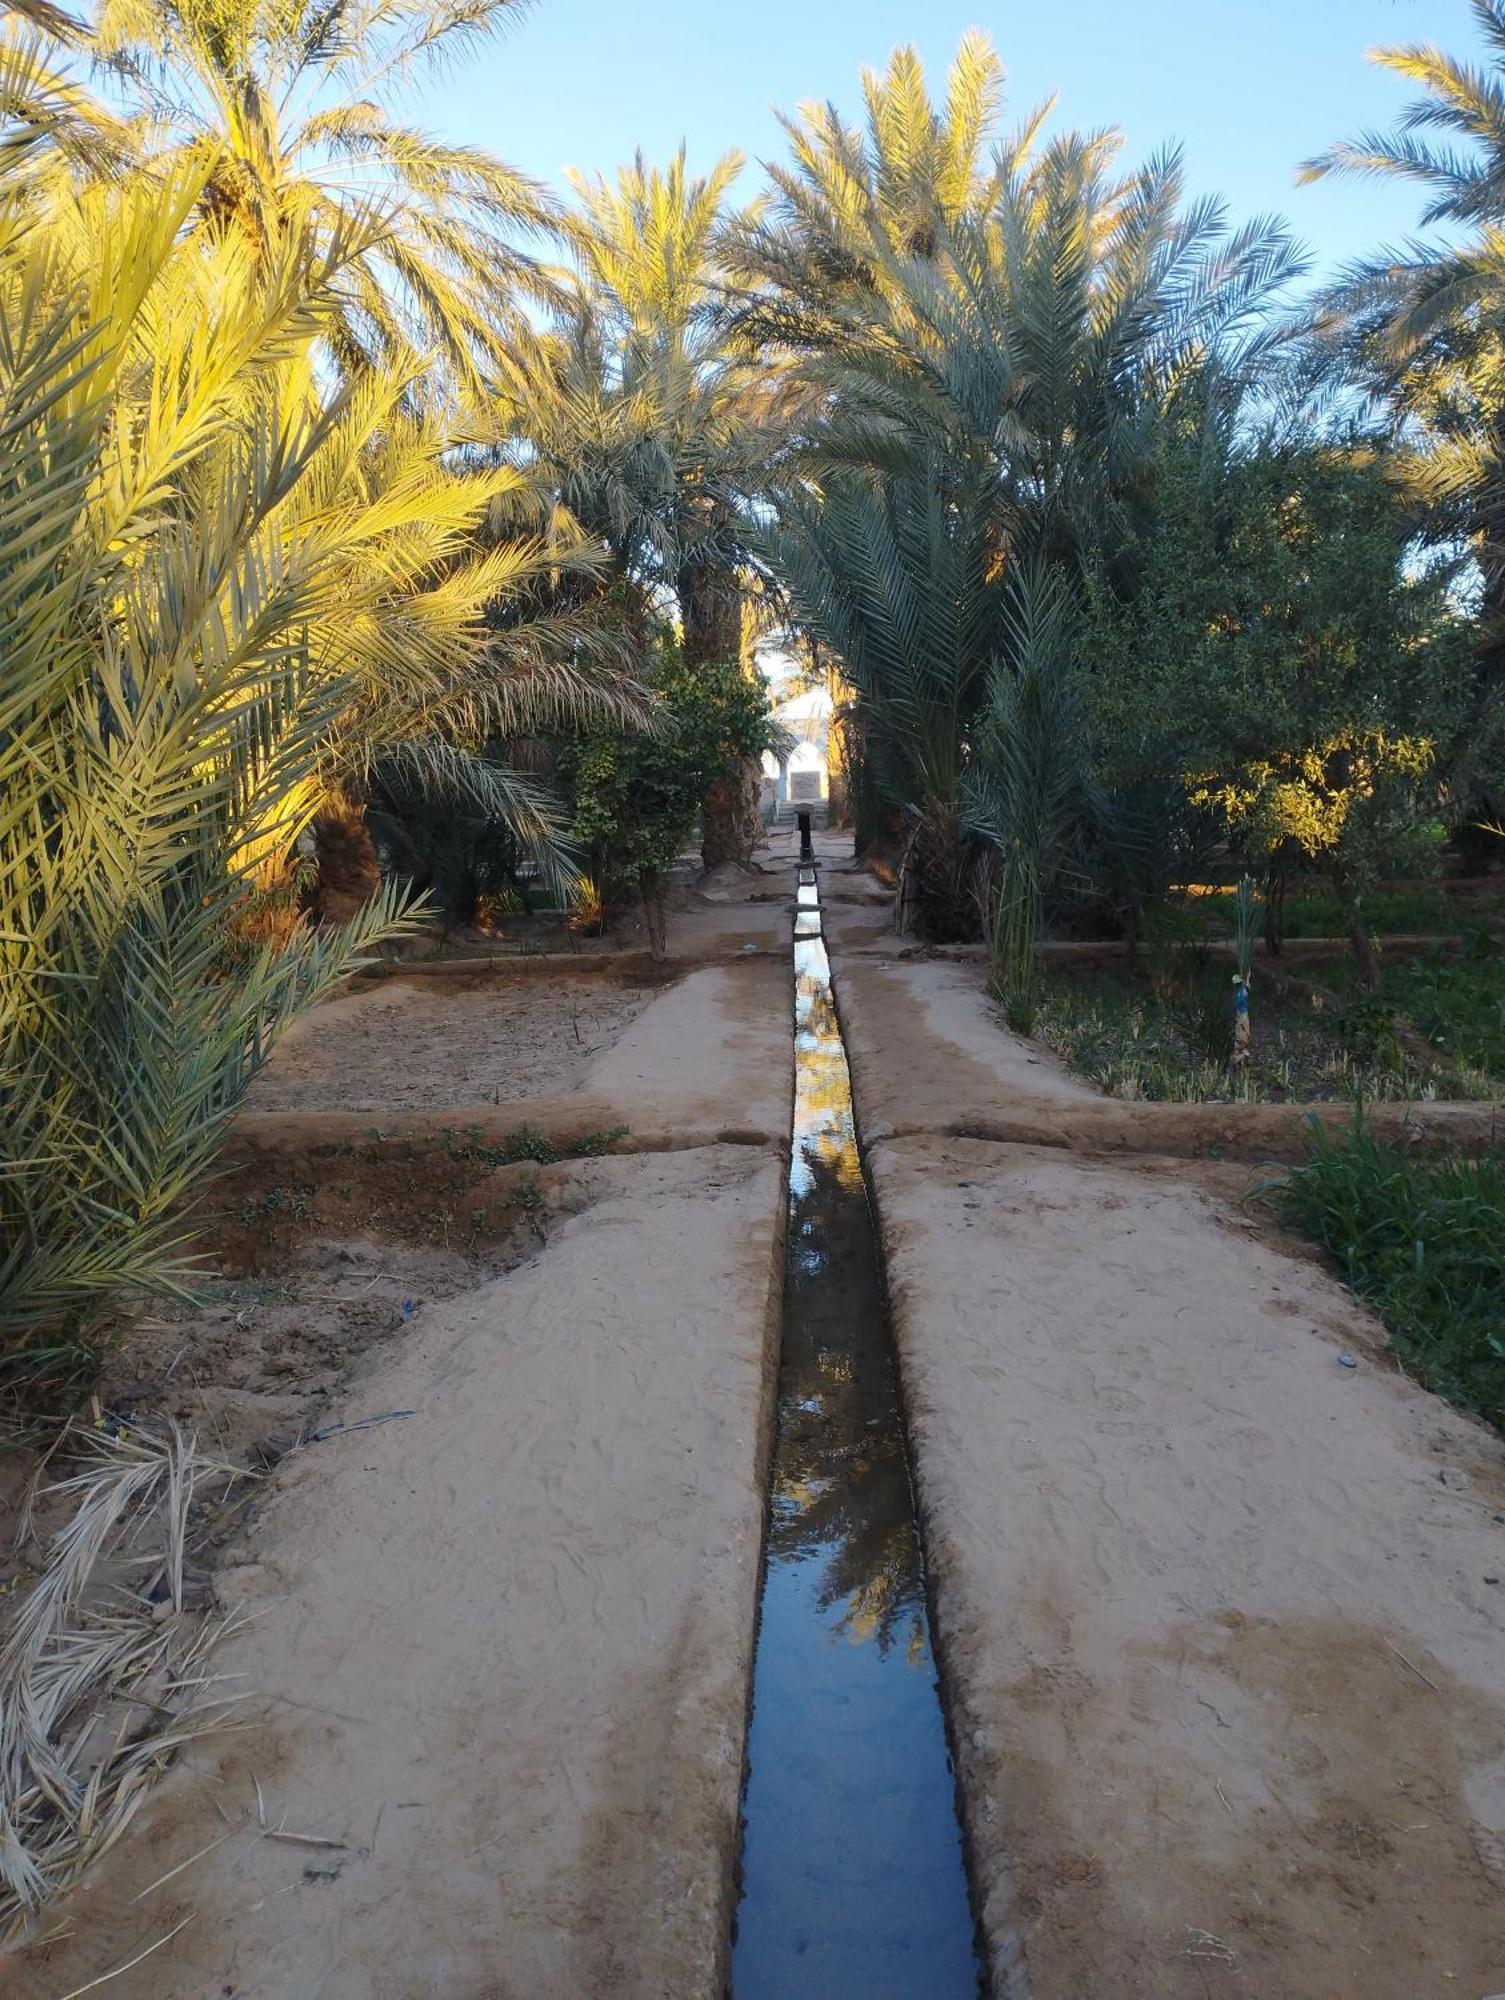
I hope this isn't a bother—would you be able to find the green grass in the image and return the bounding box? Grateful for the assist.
[1277,1124,1505,1429]
[1193,884,1471,939]
[1377,936,1505,1081]
[1312,930,1505,1085]
[1028,964,1466,1103]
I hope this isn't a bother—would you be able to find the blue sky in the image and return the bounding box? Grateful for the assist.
[429,0,1487,284]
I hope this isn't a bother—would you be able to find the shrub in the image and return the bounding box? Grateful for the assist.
[565,647,770,955]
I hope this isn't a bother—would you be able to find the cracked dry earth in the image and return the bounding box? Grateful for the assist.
[10,835,1505,1999]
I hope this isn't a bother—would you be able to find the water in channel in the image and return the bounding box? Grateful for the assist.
[730,866,982,1997]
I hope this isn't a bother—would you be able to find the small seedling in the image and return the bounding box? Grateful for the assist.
[514,1178,548,1242]
[438,1122,628,1169]
[236,1184,315,1245]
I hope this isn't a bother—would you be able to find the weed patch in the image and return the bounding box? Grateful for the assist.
[235,1183,316,1244]
[1028,966,1467,1102]
[1276,1123,1505,1427]
[437,1122,629,1168]
[1378,935,1505,1080]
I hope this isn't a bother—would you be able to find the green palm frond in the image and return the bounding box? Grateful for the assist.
[0,150,447,1370]
[372,737,578,895]
[11,0,556,392]
[1302,0,1505,778]
[962,568,1092,1023]
[744,34,1304,937]
[511,149,781,670]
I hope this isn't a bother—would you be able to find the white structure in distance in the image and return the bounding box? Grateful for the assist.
[758,646,831,809]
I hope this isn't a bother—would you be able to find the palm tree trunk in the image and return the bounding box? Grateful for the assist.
[699,762,763,869]
[903,802,974,943]
[679,544,762,870]
[311,791,381,925]
[679,553,743,669]
[640,868,668,960]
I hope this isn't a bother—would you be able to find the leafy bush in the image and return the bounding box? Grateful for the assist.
[565,648,769,954]
[1278,1126,1505,1426]
[1087,440,1472,987]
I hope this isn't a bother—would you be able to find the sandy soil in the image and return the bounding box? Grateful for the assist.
[875,1139,1505,1998]
[581,960,793,1131]
[10,1149,785,2000]
[97,1158,619,1469]
[225,958,796,1168]
[828,874,1505,1999]
[834,953,1101,1137]
[14,832,1505,1999]
[5,906,797,2000]
[582,890,795,962]
[248,971,657,1112]
[373,851,800,968]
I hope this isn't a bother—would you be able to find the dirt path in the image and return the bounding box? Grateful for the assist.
[10,932,795,2000]
[247,958,792,1126]
[18,1150,784,2000]
[248,972,657,1111]
[11,839,1505,1997]
[826,879,1505,1999]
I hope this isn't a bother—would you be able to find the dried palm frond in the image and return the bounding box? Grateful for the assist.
[0,1422,247,1945]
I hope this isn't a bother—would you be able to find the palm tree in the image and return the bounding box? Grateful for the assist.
[726,30,1017,352]
[9,0,557,390]
[0,142,417,1374]
[267,362,639,918]
[793,144,1300,572]
[963,570,1095,1027]
[549,147,776,864]
[502,284,685,651]
[565,147,759,648]
[766,457,1006,939]
[1301,0,1505,850]
[6,6,656,917]
[756,39,1303,935]
[0,36,654,1374]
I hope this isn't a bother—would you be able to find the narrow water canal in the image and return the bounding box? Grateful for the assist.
[730,866,982,1996]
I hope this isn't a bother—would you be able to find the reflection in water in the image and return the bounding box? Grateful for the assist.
[731,870,981,1997]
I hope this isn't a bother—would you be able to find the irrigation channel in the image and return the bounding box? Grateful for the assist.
[730,865,983,1995]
